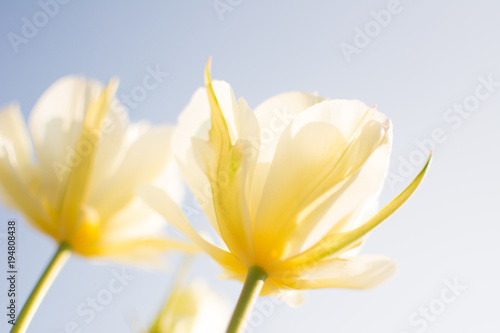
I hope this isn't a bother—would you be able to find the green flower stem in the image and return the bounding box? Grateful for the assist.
[227,266,267,333]
[11,242,71,333]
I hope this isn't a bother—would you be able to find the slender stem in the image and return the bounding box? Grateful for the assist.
[227,266,267,333]
[11,242,71,333]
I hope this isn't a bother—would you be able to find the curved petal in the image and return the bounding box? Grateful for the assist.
[249,92,325,214]
[199,63,257,265]
[94,198,168,243]
[74,192,193,264]
[138,184,244,273]
[84,100,130,205]
[28,76,104,210]
[253,100,391,263]
[172,80,258,239]
[271,153,431,272]
[0,151,54,236]
[272,255,396,289]
[286,133,391,256]
[253,91,325,163]
[152,154,186,205]
[172,63,261,266]
[83,238,196,266]
[57,79,118,239]
[88,124,175,222]
[0,105,55,235]
[0,104,35,182]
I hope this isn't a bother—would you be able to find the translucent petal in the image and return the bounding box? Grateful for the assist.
[271,153,431,272]
[139,184,244,272]
[272,255,396,290]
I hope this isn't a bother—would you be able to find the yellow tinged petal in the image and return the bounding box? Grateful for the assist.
[89,124,174,222]
[254,103,387,263]
[0,156,55,237]
[0,76,188,265]
[286,129,391,256]
[28,77,102,216]
[173,80,256,241]
[253,91,326,163]
[271,153,432,272]
[0,105,55,235]
[83,238,197,259]
[272,255,396,290]
[202,60,254,265]
[138,184,243,272]
[204,59,232,155]
[0,104,35,181]
[58,79,118,240]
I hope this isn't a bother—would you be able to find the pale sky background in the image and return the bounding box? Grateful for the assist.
[1,1,499,332]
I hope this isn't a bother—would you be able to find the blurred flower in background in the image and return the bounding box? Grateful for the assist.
[0,76,192,263]
[147,260,230,333]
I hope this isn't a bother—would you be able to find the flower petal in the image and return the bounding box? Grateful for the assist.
[248,92,325,214]
[0,152,54,236]
[272,255,396,289]
[253,91,325,163]
[253,100,391,263]
[58,79,118,239]
[0,105,54,235]
[73,196,195,264]
[200,61,257,265]
[0,104,35,180]
[172,80,256,240]
[28,76,104,210]
[272,153,431,271]
[286,132,391,256]
[88,124,175,222]
[138,184,244,273]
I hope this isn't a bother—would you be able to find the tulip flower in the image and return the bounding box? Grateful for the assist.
[0,76,192,333]
[140,60,431,332]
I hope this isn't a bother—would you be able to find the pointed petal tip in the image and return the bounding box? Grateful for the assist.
[106,77,120,95]
[421,151,432,174]
[204,58,213,86]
